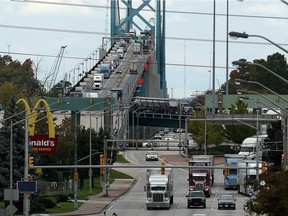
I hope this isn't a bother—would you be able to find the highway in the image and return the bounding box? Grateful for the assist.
[102,150,248,216]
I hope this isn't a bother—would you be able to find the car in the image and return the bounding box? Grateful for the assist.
[159,130,165,136]
[165,134,174,141]
[217,194,236,210]
[115,70,122,74]
[186,191,206,208]
[168,131,175,138]
[145,151,158,161]
[154,134,162,140]
[164,128,170,134]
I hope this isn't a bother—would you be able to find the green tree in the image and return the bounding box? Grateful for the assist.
[188,110,224,149]
[0,95,25,191]
[245,170,288,216]
[224,99,256,144]
[46,80,72,97]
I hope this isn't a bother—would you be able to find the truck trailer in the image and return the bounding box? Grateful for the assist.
[223,154,246,190]
[144,168,174,210]
[237,159,264,196]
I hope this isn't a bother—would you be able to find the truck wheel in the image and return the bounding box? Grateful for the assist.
[147,207,150,210]
[170,195,174,204]
[203,204,206,208]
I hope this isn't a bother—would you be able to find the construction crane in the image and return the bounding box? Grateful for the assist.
[45,46,66,91]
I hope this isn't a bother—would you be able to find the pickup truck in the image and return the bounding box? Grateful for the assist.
[186,191,206,208]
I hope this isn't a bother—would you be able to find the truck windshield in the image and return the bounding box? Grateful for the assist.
[151,186,165,191]
[240,147,254,152]
[229,169,237,175]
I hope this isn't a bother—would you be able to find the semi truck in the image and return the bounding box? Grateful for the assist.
[191,155,215,184]
[117,48,124,59]
[238,135,267,160]
[100,64,110,79]
[223,154,246,190]
[130,57,138,74]
[134,42,141,55]
[188,156,213,197]
[144,168,174,210]
[93,74,104,90]
[237,159,264,196]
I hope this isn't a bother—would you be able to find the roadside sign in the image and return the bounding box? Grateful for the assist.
[17,181,37,193]
[4,189,19,201]
[6,204,17,215]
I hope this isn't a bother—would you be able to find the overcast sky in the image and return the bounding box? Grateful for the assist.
[1,0,288,99]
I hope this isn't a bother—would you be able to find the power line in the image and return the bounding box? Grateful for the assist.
[11,0,288,20]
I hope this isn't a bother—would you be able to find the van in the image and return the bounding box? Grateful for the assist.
[238,135,267,160]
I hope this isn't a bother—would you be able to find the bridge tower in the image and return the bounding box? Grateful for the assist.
[110,0,167,98]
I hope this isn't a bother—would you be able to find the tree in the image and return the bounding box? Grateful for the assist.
[188,110,224,150]
[0,95,25,191]
[223,99,256,144]
[245,170,288,216]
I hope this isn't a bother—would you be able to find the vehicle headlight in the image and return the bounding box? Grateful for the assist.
[147,198,152,201]
[202,198,205,202]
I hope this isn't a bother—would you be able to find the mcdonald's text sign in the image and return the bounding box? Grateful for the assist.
[29,134,58,154]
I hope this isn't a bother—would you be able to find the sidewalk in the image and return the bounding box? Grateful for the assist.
[52,154,223,216]
[52,179,135,216]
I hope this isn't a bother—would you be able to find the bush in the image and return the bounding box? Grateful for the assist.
[39,195,57,208]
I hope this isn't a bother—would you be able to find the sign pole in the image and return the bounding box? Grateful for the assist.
[23,116,29,216]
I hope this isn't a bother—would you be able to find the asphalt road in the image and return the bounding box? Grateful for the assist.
[101,150,249,216]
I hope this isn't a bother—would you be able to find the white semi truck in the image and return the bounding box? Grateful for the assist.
[237,159,264,196]
[144,168,174,210]
[93,74,104,89]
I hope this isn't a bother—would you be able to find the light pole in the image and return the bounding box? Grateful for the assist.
[136,110,150,149]
[229,31,288,54]
[232,60,288,85]
[237,88,288,171]
[73,101,106,209]
[256,107,260,181]
[235,78,288,104]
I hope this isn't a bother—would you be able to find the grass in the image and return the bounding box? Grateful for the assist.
[116,153,130,163]
[46,202,84,214]
[45,153,133,214]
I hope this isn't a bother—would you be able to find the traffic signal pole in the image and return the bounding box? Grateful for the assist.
[23,116,29,216]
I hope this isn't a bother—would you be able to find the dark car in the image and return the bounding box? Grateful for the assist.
[218,194,236,210]
[186,191,206,208]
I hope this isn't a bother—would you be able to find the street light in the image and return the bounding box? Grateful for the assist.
[229,31,288,54]
[237,89,288,171]
[232,60,288,85]
[234,78,288,104]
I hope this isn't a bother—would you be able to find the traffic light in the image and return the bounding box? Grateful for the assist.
[28,156,34,167]
[224,163,230,176]
[89,99,93,104]
[100,154,105,175]
[262,162,267,173]
[161,161,165,175]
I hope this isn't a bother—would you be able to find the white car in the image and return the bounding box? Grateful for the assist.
[145,151,158,161]
[165,135,174,141]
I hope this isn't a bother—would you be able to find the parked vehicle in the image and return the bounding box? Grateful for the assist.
[238,135,267,160]
[93,74,104,90]
[144,168,174,210]
[223,154,246,190]
[218,194,236,210]
[237,159,264,196]
[186,191,206,208]
[145,151,158,161]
